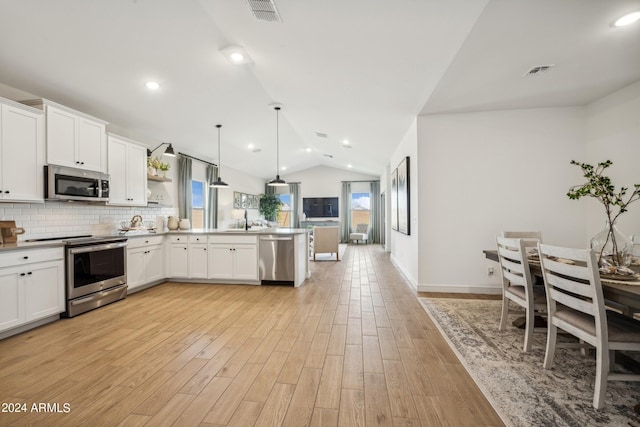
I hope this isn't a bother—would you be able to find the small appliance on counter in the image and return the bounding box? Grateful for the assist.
[0,221,25,244]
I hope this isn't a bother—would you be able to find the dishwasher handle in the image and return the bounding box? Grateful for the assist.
[260,236,293,241]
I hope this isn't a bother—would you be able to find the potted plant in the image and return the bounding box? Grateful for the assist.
[567,160,640,267]
[259,193,282,222]
[147,157,161,176]
[158,162,170,177]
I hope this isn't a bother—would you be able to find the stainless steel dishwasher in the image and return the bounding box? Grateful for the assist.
[259,234,295,284]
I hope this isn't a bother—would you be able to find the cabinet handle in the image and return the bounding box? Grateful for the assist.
[20,273,26,276]
[204,248,207,251]
[76,161,80,164]
[27,272,32,275]
[145,240,149,243]
[4,191,9,194]
[81,162,85,165]
[23,256,29,259]
[184,248,187,250]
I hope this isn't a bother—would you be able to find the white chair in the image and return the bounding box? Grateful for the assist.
[349,224,369,244]
[501,231,542,243]
[496,236,546,352]
[312,226,340,261]
[538,243,640,409]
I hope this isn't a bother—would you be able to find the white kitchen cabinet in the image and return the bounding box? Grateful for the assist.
[168,235,189,278]
[23,99,107,172]
[0,99,44,203]
[208,235,258,281]
[127,235,165,291]
[0,247,64,334]
[188,236,208,279]
[107,134,147,206]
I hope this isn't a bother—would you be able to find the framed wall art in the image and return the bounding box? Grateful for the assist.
[391,168,398,231]
[396,156,410,235]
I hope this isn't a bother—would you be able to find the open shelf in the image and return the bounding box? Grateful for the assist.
[148,174,172,182]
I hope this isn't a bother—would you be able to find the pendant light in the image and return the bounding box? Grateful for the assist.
[210,124,229,188]
[268,106,287,186]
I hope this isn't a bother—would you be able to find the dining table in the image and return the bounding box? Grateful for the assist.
[483,249,640,316]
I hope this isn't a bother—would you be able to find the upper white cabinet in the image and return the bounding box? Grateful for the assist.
[23,99,108,173]
[107,134,147,206]
[0,99,45,203]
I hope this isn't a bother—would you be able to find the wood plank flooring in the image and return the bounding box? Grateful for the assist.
[0,244,504,426]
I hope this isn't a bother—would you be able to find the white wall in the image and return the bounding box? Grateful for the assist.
[417,107,586,293]
[388,119,419,289]
[282,165,378,222]
[585,80,640,239]
[215,165,266,228]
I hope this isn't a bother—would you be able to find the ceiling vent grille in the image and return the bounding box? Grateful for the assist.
[323,154,333,159]
[315,132,328,139]
[247,0,282,22]
[523,64,556,77]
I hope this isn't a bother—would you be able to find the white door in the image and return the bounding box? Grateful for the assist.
[127,247,147,290]
[77,117,105,172]
[107,137,129,205]
[126,143,147,205]
[0,105,43,202]
[145,245,165,283]
[0,267,23,332]
[46,106,76,168]
[208,245,234,279]
[188,245,208,279]
[24,261,64,322]
[169,245,188,277]
[234,245,258,281]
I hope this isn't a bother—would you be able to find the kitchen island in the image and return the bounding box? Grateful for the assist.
[127,228,311,292]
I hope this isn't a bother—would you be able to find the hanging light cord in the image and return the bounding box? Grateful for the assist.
[275,106,280,176]
[216,124,222,175]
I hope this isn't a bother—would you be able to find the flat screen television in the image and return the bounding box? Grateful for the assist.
[303,197,339,218]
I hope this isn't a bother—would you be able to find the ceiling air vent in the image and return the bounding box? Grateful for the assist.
[323,154,334,159]
[315,132,328,139]
[246,0,282,22]
[523,64,556,77]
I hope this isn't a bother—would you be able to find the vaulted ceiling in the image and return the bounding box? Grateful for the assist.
[0,0,638,179]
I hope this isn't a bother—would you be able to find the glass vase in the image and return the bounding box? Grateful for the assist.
[590,219,633,267]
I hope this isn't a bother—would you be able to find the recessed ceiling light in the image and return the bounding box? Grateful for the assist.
[220,45,253,64]
[281,166,287,171]
[145,81,160,90]
[614,11,640,27]
[342,139,349,145]
[347,164,353,168]
[248,143,255,149]
[305,148,312,153]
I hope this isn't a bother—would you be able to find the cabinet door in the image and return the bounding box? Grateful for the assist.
[208,244,234,279]
[77,117,105,172]
[127,247,147,290]
[169,245,189,277]
[107,137,129,205]
[46,106,76,168]
[24,261,64,322]
[145,245,165,283]
[0,105,43,202]
[0,267,23,332]
[188,244,208,279]
[234,245,258,281]
[126,143,147,206]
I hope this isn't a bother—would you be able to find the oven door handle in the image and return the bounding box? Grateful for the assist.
[70,284,127,306]
[68,241,128,254]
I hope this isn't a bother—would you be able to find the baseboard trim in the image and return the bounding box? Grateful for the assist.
[390,254,418,291]
[417,284,502,295]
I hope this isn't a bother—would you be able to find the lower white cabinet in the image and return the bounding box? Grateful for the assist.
[188,236,208,279]
[0,248,64,333]
[208,235,258,281]
[168,235,189,278]
[127,236,165,291]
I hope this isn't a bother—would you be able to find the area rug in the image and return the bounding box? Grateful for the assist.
[419,298,640,427]
[312,243,347,261]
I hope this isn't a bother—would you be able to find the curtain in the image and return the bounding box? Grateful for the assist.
[177,155,192,222]
[205,164,218,229]
[288,182,300,228]
[340,181,351,243]
[370,180,381,243]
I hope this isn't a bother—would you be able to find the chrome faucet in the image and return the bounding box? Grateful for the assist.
[244,209,249,230]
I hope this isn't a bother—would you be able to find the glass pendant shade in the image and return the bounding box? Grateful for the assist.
[268,106,286,187]
[210,124,229,188]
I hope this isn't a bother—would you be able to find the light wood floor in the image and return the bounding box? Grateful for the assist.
[0,244,504,427]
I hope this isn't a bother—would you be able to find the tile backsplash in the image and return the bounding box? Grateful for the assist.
[0,201,177,241]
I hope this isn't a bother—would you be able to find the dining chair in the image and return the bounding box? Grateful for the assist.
[538,243,640,409]
[496,236,547,352]
[501,231,542,243]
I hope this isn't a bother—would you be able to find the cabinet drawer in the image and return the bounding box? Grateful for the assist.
[168,235,189,244]
[208,235,257,245]
[127,235,164,249]
[0,247,64,269]
[188,235,207,244]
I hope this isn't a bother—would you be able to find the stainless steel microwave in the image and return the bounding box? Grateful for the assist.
[45,165,110,202]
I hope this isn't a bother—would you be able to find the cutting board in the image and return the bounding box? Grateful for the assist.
[0,220,18,243]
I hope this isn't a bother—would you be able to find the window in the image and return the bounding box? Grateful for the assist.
[277,193,291,227]
[192,180,205,228]
[351,192,370,226]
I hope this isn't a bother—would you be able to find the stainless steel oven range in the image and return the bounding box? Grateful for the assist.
[64,236,128,317]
